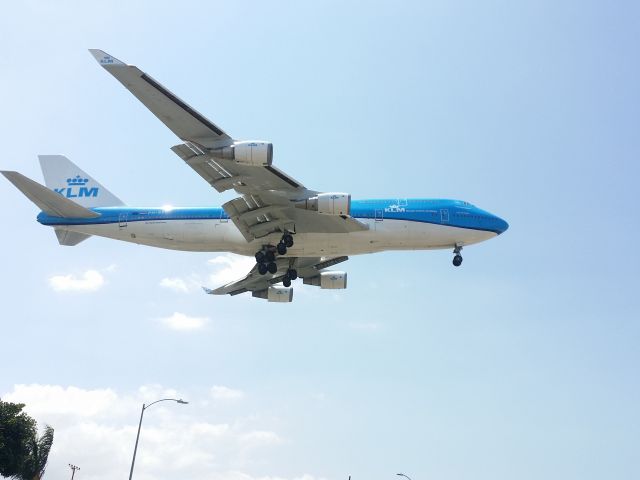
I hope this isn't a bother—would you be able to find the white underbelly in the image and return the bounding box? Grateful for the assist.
[62,219,495,256]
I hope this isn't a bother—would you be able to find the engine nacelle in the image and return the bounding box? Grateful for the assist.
[303,271,348,289]
[267,286,293,302]
[212,140,273,167]
[296,193,351,216]
[252,286,293,302]
[318,193,350,215]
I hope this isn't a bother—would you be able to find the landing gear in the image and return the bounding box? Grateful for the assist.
[281,268,297,287]
[283,233,294,248]
[452,245,463,267]
[254,232,296,276]
[276,233,294,255]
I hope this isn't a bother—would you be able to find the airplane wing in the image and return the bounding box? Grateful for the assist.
[205,256,349,296]
[91,50,368,242]
[170,142,367,240]
[89,49,232,148]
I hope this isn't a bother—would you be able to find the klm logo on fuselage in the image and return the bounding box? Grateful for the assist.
[54,175,99,198]
[384,204,406,213]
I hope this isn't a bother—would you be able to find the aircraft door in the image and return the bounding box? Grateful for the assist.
[440,209,449,223]
[118,213,128,229]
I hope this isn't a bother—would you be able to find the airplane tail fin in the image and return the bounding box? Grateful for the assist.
[38,155,125,207]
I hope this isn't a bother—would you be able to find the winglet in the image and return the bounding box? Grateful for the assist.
[202,287,215,295]
[88,49,126,67]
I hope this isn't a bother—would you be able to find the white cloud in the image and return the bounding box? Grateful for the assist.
[159,277,190,293]
[208,254,256,286]
[211,385,245,401]
[158,312,209,331]
[239,430,282,447]
[3,384,119,418]
[48,269,105,292]
[1,384,292,480]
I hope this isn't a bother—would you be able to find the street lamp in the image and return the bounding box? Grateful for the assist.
[397,473,413,480]
[128,398,188,480]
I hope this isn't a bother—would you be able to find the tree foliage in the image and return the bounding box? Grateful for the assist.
[16,425,55,480]
[0,400,54,480]
[0,400,36,478]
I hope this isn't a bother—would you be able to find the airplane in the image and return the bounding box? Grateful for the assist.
[2,50,508,303]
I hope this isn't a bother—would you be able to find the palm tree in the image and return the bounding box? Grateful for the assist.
[12,425,54,480]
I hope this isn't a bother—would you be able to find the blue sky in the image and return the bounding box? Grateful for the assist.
[1,1,638,479]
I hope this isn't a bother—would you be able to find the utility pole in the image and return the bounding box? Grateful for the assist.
[69,464,80,480]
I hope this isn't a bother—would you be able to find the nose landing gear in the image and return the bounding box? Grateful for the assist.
[452,245,463,267]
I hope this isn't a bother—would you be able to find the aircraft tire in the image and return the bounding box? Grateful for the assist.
[277,242,287,255]
[283,277,292,288]
[267,262,278,274]
[258,263,268,275]
[284,234,294,248]
[288,269,298,280]
[265,250,276,263]
[255,251,266,264]
[453,255,463,267]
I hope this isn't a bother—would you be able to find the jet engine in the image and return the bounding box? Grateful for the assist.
[252,286,293,302]
[295,193,351,216]
[212,141,273,167]
[303,271,348,289]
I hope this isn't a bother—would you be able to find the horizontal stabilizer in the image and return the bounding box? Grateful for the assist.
[55,228,92,246]
[1,171,100,218]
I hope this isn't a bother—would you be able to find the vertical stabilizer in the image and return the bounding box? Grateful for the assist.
[38,155,125,207]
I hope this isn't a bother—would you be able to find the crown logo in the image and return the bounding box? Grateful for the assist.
[66,175,89,186]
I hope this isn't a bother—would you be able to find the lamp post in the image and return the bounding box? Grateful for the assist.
[397,473,412,480]
[128,398,188,480]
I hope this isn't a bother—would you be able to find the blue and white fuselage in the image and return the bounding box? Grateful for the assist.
[37,199,508,256]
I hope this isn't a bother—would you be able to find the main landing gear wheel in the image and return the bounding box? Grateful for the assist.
[265,250,276,263]
[277,242,287,255]
[287,269,298,280]
[283,276,292,288]
[267,262,278,274]
[255,251,266,264]
[283,234,294,248]
[258,263,268,275]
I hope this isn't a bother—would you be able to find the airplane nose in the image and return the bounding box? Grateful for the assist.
[495,215,509,234]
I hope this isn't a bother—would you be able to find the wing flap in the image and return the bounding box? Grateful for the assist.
[170,142,307,195]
